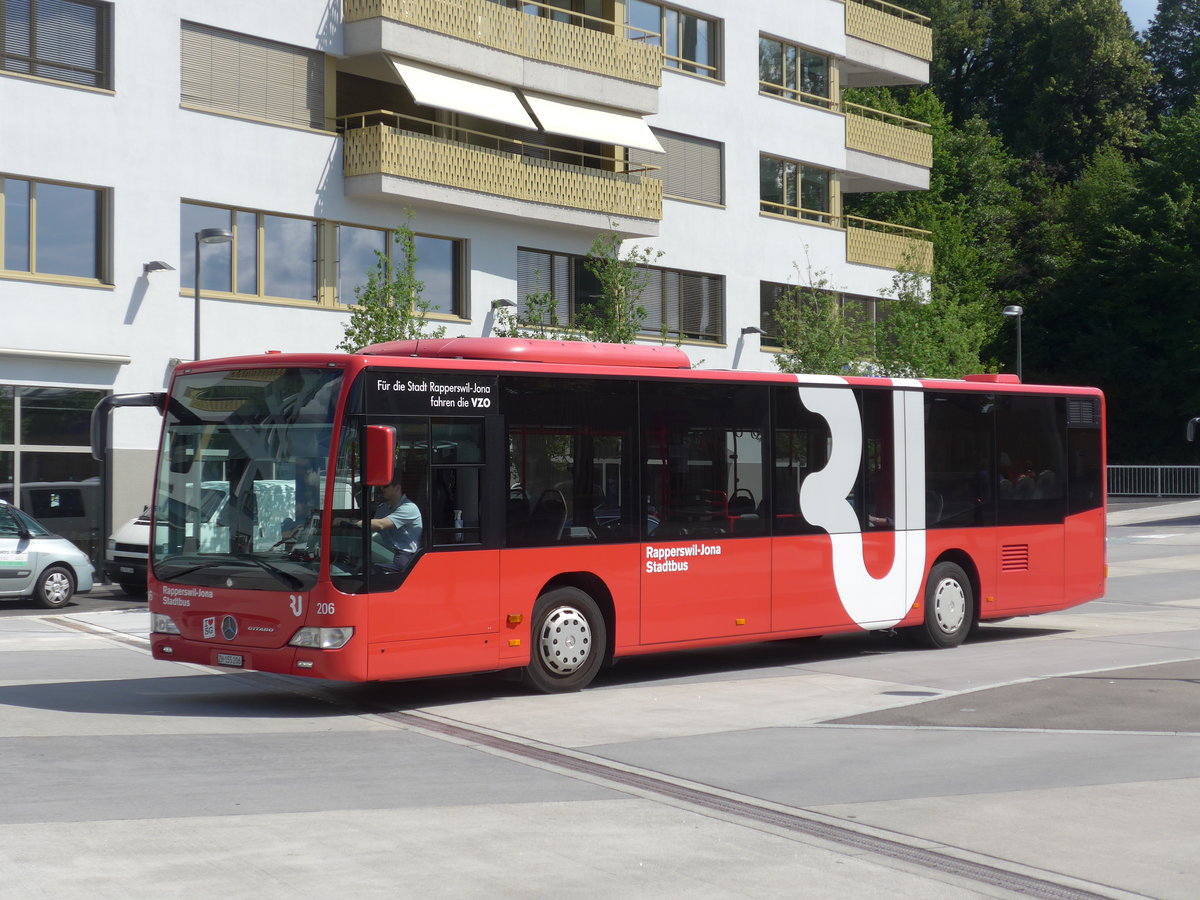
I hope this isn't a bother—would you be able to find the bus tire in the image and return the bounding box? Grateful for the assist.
[523,587,606,694]
[912,562,973,649]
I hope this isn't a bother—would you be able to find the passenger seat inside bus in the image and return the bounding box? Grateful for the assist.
[526,489,568,543]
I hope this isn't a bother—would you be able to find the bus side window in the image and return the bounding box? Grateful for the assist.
[429,419,485,546]
[503,377,636,547]
[642,382,768,540]
[771,387,832,535]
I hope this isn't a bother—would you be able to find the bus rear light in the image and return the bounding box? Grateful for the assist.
[289,626,354,650]
[152,613,181,635]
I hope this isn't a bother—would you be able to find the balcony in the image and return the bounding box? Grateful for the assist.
[844,103,932,169]
[344,0,663,88]
[759,201,932,273]
[341,112,662,234]
[846,215,932,271]
[845,0,932,62]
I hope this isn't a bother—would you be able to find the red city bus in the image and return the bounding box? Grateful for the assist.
[92,338,1106,692]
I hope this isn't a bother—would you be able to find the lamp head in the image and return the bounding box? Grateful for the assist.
[197,227,233,245]
[142,260,175,275]
[1002,305,1024,317]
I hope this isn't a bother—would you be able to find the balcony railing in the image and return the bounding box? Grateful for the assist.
[340,111,663,222]
[758,83,932,170]
[844,102,932,168]
[344,0,663,87]
[846,215,932,271]
[845,0,933,62]
[758,202,932,272]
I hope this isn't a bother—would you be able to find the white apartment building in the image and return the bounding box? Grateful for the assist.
[0,0,931,565]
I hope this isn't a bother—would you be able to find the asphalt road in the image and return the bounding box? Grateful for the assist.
[0,500,1197,898]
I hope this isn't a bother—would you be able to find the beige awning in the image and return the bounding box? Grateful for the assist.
[523,93,664,153]
[390,59,537,130]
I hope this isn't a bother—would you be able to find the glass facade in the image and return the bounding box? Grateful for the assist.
[0,385,107,565]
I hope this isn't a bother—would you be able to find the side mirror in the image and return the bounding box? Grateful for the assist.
[364,425,396,486]
[1189,417,1200,443]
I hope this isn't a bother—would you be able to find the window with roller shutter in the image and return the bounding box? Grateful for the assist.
[181,21,325,130]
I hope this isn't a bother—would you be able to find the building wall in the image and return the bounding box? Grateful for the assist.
[0,0,929,559]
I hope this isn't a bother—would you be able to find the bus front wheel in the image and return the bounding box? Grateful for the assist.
[523,587,606,694]
[911,562,974,649]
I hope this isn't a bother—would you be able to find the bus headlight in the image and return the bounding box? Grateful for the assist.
[289,626,354,650]
[152,613,180,635]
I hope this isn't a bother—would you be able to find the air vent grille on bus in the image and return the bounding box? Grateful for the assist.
[1067,397,1100,425]
[1001,544,1030,572]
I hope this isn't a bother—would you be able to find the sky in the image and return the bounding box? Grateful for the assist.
[1122,0,1157,32]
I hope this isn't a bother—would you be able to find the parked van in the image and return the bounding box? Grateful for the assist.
[104,508,151,597]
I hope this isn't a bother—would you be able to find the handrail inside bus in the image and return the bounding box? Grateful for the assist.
[358,337,693,369]
[91,391,166,461]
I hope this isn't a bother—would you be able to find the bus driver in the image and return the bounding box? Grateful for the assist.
[370,475,423,570]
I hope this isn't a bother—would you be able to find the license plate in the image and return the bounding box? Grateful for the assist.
[216,653,244,667]
[119,566,134,574]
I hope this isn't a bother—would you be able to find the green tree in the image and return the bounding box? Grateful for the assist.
[337,214,445,352]
[1146,0,1200,115]
[1029,107,1200,461]
[908,0,1154,175]
[492,281,567,340]
[576,227,664,343]
[843,92,1013,374]
[771,267,871,376]
[495,226,663,343]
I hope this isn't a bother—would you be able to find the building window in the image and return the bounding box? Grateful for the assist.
[181,203,464,314]
[336,225,387,307]
[518,247,723,343]
[181,22,325,130]
[759,155,832,224]
[182,202,317,302]
[760,282,885,350]
[759,35,831,109]
[626,1,719,78]
[1,0,112,88]
[335,225,464,317]
[488,0,606,28]
[630,129,723,205]
[1,176,106,281]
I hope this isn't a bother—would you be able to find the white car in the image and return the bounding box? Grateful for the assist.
[0,498,95,609]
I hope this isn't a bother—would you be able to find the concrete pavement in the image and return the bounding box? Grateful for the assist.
[0,501,1197,898]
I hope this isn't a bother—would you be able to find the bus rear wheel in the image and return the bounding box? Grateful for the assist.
[911,562,973,649]
[523,587,606,694]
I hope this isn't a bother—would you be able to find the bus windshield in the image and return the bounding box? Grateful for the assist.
[152,366,343,591]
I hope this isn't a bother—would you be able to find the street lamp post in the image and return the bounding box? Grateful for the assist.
[194,227,233,360]
[1003,304,1024,381]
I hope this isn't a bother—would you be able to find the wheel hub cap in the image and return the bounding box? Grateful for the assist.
[932,578,966,634]
[538,605,592,675]
[45,573,70,603]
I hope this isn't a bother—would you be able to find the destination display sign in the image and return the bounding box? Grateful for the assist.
[366,372,498,416]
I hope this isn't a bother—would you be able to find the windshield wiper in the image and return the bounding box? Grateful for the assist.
[157,559,217,579]
[235,554,304,589]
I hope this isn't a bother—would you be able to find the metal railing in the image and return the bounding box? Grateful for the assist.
[1107,465,1200,497]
